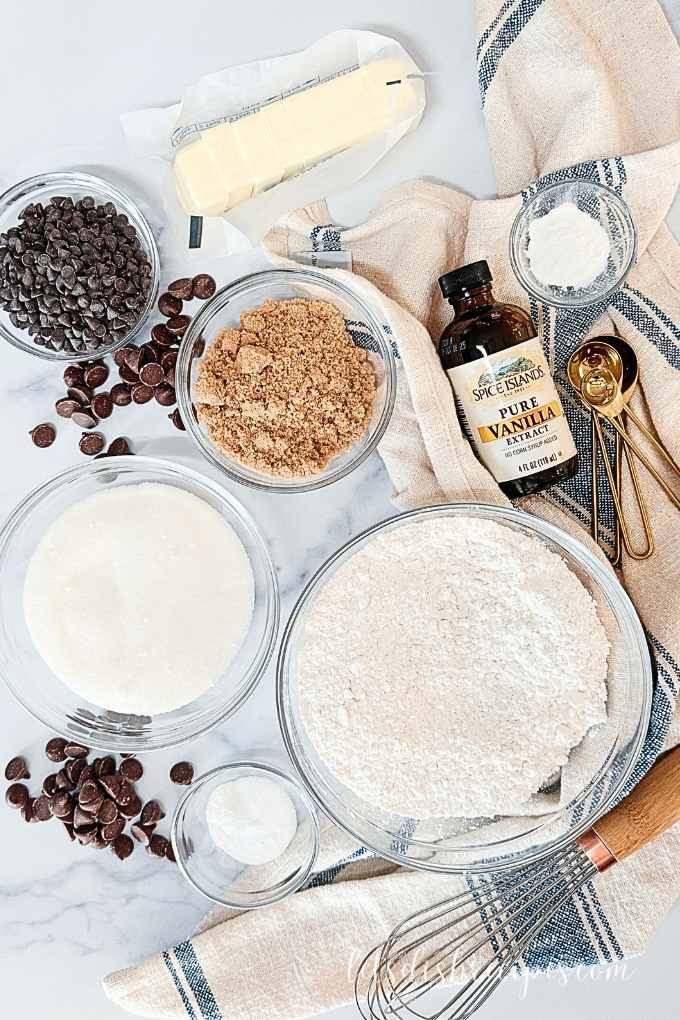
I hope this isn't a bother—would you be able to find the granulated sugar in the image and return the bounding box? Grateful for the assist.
[297,516,609,818]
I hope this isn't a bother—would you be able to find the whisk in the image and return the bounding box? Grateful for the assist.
[356,746,680,1020]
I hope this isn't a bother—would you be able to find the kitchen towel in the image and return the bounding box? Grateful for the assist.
[105,1,680,1017]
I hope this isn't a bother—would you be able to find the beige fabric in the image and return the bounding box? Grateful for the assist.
[105,2,680,1018]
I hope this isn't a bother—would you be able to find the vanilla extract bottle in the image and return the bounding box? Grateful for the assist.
[438,260,578,498]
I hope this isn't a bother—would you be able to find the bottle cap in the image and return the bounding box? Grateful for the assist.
[438,260,492,299]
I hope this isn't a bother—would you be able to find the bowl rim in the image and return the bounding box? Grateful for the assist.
[0,169,160,363]
[276,501,653,875]
[175,267,397,494]
[508,179,637,309]
[0,455,280,750]
[171,760,321,908]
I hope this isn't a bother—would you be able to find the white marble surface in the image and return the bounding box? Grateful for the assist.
[1,2,680,1019]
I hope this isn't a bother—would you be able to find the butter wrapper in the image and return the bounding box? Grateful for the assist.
[121,30,426,254]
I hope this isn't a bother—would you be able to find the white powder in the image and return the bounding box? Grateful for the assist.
[297,517,608,818]
[527,201,611,288]
[206,777,298,865]
[23,483,254,715]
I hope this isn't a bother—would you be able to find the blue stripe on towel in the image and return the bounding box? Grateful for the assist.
[478,0,548,104]
[163,950,198,1020]
[477,0,520,58]
[612,288,680,368]
[173,941,223,1020]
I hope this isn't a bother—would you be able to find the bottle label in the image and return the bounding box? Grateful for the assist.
[446,338,577,484]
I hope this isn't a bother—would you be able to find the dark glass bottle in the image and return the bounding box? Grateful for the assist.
[438,260,578,499]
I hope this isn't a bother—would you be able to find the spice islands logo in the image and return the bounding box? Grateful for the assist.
[473,355,545,401]
[477,356,536,387]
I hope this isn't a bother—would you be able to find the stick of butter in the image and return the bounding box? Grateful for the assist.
[173,59,420,216]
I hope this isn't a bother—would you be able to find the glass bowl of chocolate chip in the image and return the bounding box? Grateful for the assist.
[175,269,397,493]
[0,170,160,362]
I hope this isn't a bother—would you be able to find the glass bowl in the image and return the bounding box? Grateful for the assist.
[277,503,652,875]
[0,456,279,752]
[509,180,636,308]
[171,761,320,908]
[0,170,160,362]
[175,269,397,493]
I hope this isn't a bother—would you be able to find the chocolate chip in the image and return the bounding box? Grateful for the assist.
[66,758,87,787]
[42,773,59,797]
[84,364,109,389]
[117,362,139,384]
[46,737,68,762]
[119,793,142,819]
[76,763,94,790]
[79,779,101,807]
[148,833,171,858]
[95,755,116,778]
[64,366,85,388]
[79,431,105,456]
[192,274,216,300]
[115,777,135,805]
[131,383,153,404]
[110,382,132,406]
[73,804,96,831]
[51,791,73,818]
[98,798,118,825]
[166,314,191,336]
[154,384,176,407]
[112,833,134,860]
[170,761,194,785]
[55,398,81,418]
[151,322,177,348]
[6,783,29,809]
[125,347,144,375]
[140,800,164,826]
[99,774,122,801]
[165,841,177,863]
[33,795,54,821]
[5,756,29,781]
[102,817,125,843]
[169,408,185,431]
[72,410,98,429]
[63,821,76,842]
[92,392,113,419]
[114,346,135,366]
[30,423,56,448]
[67,385,93,406]
[131,822,154,846]
[158,293,183,317]
[64,742,89,759]
[55,768,72,790]
[107,437,130,456]
[168,277,193,300]
[161,350,178,371]
[22,797,36,823]
[120,757,143,782]
[77,828,96,845]
[139,362,164,387]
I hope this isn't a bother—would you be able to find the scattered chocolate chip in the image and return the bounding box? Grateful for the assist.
[114,346,134,367]
[30,423,56,448]
[95,755,116,778]
[77,828,96,845]
[55,768,72,790]
[161,350,178,371]
[131,382,153,404]
[166,314,191,336]
[170,761,194,786]
[166,842,177,863]
[64,366,85,388]
[119,794,142,819]
[168,277,193,300]
[140,800,164,826]
[55,398,81,418]
[169,408,185,431]
[73,804,96,831]
[112,833,134,860]
[154,384,176,407]
[33,795,54,821]
[120,757,143,782]
[118,361,139,384]
[107,437,130,456]
[102,817,125,843]
[43,773,59,797]
[75,763,93,789]
[51,791,73,818]
[151,322,177,348]
[148,833,171,858]
[63,821,76,842]
[5,756,29,781]
[99,774,122,801]
[92,392,113,419]
[84,364,109,389]
[72,410,98,429]
[192,274,216,300]
[158,292,183,317]
[139,362,164,387]
[131,822,154,846]
[46,737,67,762]
[79,780,101,807]
[22,797,36,823]
[98,799,118,825]
[64,742,89,759]
[79,431,105,456]
[6,783,29,809]
[110,382,132,406]
[67,384,93,406]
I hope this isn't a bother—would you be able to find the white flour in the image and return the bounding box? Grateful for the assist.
[527,201,610,288]
[297,516,609,818]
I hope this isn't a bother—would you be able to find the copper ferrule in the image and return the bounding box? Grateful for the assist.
[577,828,617,872]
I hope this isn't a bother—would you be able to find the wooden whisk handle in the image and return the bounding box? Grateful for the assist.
[591,747,680,862]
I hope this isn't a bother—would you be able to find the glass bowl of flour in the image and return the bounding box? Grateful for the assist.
[277,504,652,875]
[0,457,279,751]
[509,180,636,308]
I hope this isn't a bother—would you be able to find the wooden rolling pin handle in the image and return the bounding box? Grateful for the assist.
[591,746,680,863]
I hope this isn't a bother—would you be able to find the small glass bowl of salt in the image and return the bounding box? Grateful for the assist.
[509,179,636,308]
[171,761,320,908]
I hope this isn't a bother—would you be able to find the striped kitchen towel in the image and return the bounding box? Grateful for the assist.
[104,2,680,1018]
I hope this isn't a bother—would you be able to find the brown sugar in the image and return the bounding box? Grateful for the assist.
[193,298,377,477]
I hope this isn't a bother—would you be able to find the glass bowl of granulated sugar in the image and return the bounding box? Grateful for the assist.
[0,456,279,752]
[175,269,397,493]
[277,503,652,876]
[509,179,636,308]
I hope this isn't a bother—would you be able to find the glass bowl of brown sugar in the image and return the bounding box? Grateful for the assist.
[175,269,397,493]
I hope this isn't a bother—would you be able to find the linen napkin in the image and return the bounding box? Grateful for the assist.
[105,1,680,1017]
